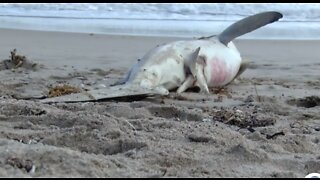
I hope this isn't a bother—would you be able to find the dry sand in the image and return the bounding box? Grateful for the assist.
[0,28,319,177]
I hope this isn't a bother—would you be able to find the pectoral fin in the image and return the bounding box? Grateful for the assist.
[110,68,132,86]
[111,60,141,86]
[186,47,201,78]
[184,47,209,94]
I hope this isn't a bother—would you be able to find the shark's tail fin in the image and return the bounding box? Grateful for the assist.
[218,11,283,46]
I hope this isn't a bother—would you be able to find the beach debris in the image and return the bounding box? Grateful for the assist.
[48,84,82,98]
[244,95,255,103]
[211,106,275,128]
[29,165,36,174]
[202,118,212,123]
[187,133,213,143]
[305,173,320,178]
[0,49,37,70]
[5,156,34,173]
[254,83,262,102]
[247,127,256,133]
[40,84,168,103]
[212,87,232,98]
[265,131,285,139]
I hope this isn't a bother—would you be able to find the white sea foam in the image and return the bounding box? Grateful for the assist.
[0,3,319,39]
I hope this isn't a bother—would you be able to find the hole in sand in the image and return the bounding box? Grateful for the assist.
[287,96,320,108]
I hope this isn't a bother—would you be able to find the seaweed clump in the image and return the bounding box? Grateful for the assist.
[0,49,37,70]
[48,84,82,98]
[10,49,27,68]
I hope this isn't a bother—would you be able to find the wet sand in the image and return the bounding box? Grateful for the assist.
[0,28,319,177]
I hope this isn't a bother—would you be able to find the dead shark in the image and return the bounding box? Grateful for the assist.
[114,11,283,94]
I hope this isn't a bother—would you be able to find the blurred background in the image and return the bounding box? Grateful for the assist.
[0,3,320,39]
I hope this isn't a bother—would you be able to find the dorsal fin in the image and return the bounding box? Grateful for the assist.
[216,11,283,46]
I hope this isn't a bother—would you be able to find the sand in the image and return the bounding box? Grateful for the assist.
[0,28,319,178]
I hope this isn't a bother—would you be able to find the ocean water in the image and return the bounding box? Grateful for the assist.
[0,3,320,40]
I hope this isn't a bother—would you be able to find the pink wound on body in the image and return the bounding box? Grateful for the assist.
[210,57,229,85]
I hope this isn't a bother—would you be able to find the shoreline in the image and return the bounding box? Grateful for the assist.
[2,27,320,41]
[1,15,320,40]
